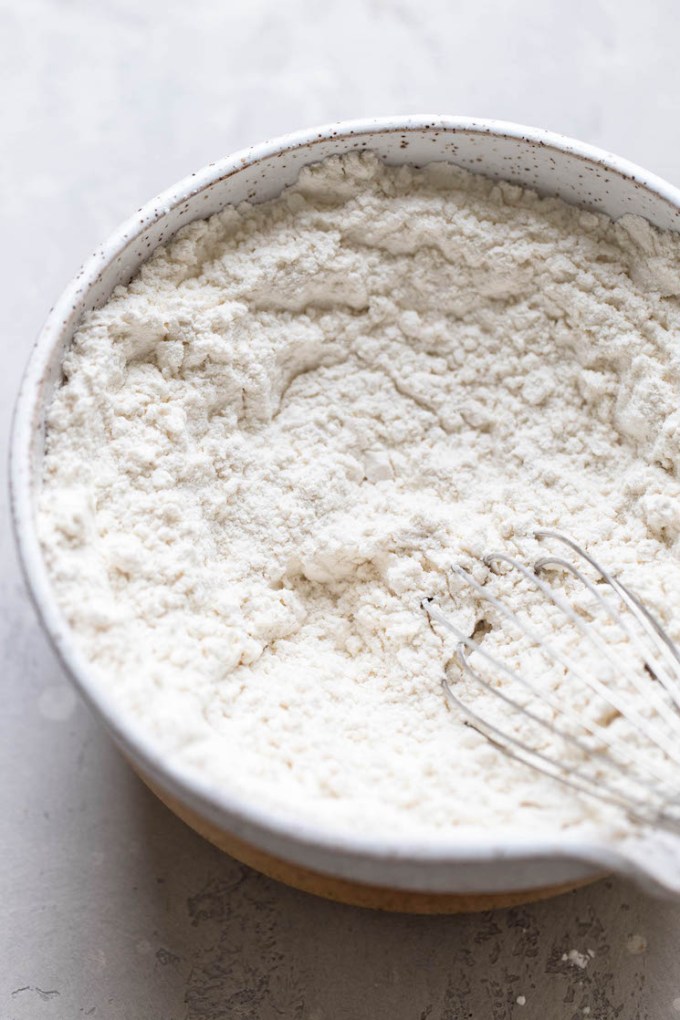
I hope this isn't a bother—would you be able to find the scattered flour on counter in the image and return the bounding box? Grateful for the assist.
[39,152,680,836]
[561,949,592,970]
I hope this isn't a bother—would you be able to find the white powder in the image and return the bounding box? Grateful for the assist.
[561,949,592,970]
[39,152,680,837]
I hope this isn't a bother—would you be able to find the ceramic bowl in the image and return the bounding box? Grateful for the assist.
[12,116,680,912]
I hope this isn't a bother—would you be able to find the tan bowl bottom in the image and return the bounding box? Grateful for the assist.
[134,765,602,913]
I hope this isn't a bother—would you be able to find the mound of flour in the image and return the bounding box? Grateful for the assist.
[39,152,680,836]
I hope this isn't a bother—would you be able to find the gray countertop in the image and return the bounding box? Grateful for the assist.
[3,2,680,1016]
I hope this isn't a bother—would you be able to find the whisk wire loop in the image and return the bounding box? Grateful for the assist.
[427,599,674,791]
[447,645,669,825]
[537,530,680,678]
[426,532,680,830]
[456,556,680,768]
[535,555,680,716]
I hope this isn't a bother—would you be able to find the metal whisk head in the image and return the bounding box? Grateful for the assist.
[424,531,680,831]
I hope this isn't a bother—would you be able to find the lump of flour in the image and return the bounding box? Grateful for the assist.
[39,152,680,836]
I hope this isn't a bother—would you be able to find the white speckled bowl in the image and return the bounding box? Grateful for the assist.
[12,117,680,912]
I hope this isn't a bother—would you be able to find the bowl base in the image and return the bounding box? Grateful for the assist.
[135,766,603,913]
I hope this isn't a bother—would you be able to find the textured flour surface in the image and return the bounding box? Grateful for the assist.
[39,153,680,836]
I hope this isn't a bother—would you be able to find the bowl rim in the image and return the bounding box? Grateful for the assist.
[11,114,680,883]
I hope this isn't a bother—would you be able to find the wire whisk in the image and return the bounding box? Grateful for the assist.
[424,531,680,830]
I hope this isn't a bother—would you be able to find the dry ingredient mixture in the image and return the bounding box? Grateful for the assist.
[39,153,680,836]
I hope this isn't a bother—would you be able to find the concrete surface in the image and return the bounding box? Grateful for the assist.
[3,1,680,1017]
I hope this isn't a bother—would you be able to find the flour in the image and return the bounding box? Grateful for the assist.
[561,949,593,970]
[39,152,680,837]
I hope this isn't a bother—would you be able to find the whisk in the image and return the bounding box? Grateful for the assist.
[424,531,680,831]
